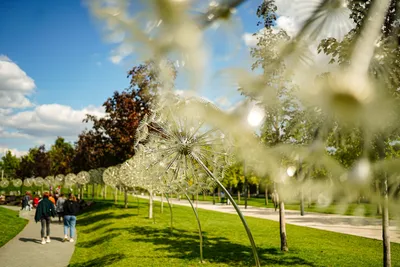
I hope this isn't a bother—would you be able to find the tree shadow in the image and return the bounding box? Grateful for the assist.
[19,237,41,244]
[80,222,109,234]
[76,233,121,248]
[111,226,315,266]
[68,253,126,267]
[78,213,136,226]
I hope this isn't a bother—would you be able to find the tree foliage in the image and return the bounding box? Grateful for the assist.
[0,151,19,178]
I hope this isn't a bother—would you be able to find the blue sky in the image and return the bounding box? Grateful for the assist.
[0,0,263,156]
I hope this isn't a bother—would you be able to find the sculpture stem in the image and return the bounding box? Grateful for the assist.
[165,193,174,233]
[193,155,261,267]
[184,192,204,263]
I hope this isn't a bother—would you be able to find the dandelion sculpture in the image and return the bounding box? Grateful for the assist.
[103,166,121,203]
[55,174,65,187]
[76,171,91,199]
[0,180,9,188]
[135,96,260,265]
[119,158,140,209]
[23,178,34,187]
[34,177,44,186]
[12,179,22,188]
[45,176,55,190]
[89,169,103,200]
[64,173,77,193]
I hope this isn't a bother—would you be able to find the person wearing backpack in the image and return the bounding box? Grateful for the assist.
[56,193,66,223]
[34,192,57,244]
[63,193,80,242]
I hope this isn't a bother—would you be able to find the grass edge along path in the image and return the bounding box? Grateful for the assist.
[69,199,400,267]
[0,206,28,248]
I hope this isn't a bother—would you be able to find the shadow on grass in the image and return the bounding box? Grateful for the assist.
[110,226,315,266]
[80,222,109,234]
[78,212,136,226]
[76,233,121,248]
[68,253,126,267]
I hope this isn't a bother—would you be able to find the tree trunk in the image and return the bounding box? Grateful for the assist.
[265,187,268,206]
[217,187,221,201]
[279,199,288,252]
[238,191,240,204]
[376,180,382,215]
[161,193,164,214]
[245,180,248,209]
[256,183,259,195]
[300,188,305,216]
[383,178,391,267]
[123,188,128,208]
[202,191,205,201]
[80,185,83,200]
[212,192,216,205]
[92,184,95,201]
[148,191,153,219]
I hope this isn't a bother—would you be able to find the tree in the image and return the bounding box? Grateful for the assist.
[16,145,50,179]
[81,61,177,166]
[49,137,75,175]
[240,0,318,252]
[0,151,19,179]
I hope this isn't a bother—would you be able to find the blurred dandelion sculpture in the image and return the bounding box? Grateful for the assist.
[0,179,9,188]
[103,166,121,204]
[87,0,400,266]
[134,96,259,264]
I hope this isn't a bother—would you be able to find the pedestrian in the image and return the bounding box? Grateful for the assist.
[34,192,57,245]
[56,193,66,223]
[63,193,80,242]
[21,192,31,211]
[33,195,39,208]
[49,193,56,205]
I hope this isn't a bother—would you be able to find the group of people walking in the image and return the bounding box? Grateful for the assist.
[34,192,80,245]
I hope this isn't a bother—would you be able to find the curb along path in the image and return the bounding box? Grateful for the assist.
[139,195,400,244]
[0,206,75,267]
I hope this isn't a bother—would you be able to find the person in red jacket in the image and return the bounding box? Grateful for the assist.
[33,195,40,208]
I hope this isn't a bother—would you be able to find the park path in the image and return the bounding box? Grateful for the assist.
[0,206,75,267]
[141,195,400,244]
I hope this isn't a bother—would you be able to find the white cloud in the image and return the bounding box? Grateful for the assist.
[1,104,105,138]
[0,55,35,108]
[242,32,258,48]
[275,16,299,37]
[0,146,28,157]
[109,43,134,64]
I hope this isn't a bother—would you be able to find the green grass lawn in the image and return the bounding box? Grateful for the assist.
[0,207,28,247]
[69,197,400,267]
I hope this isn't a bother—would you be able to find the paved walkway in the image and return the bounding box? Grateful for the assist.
[142,196,400,243]
[0,206,75,267]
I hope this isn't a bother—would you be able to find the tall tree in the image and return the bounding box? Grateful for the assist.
[0,151,20,179]
[241,0,319,252]
[16,145,50,179]
[49,137,75,175]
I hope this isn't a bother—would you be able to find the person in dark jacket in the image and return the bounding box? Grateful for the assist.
[63,193,80,242]
[34,192,57,245]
